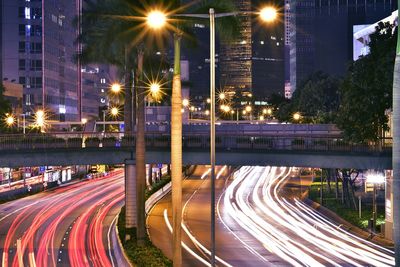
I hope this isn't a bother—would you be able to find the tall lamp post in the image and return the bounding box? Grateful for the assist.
[147,6,277,266]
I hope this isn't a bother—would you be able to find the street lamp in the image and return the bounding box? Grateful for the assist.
[5,114,15,127]
[260,6,278,22]
[111,83,122,94]
[182,98,189,107]
[293,112,301,122]
[366,172,385,232]
[146,7,278,266]
[35,110,46,131]
[147,10,167,30]
[219,92,226,101]
[110,107,119,117]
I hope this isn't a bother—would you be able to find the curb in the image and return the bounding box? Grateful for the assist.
[115,214,135,267]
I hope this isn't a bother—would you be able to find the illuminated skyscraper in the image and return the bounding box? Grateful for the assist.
[1,0,83,121]
[220,0,253,97]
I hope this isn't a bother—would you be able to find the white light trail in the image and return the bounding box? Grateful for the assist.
[220,166,395,266]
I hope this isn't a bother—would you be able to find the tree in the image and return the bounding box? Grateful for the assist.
[336,22,396,143]
[0,84,12,132]
[275,72,340,123]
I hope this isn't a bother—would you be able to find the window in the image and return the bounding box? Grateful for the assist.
[25,7,31,19]
[19,77,26,85]
[19,42,26,53]
[24,94,33,106]
[30,60,42,71]
[19,24,25,36]
[19,59,26,70]
[18,7,25,18]
[25,25,31,36]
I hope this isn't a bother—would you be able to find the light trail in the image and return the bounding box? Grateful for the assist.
[0,170,125,267]
[221,166,395,266]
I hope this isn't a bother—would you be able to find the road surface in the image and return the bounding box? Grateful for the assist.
[0,170,128,267]
[148,166,395,266]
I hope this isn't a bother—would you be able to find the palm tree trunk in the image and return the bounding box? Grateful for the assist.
[392,10,400,262]
[124,46,133,134]
[171,33,183,267]
[136,48,146,246]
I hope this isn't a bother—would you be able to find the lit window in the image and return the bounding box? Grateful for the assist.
[260,41,264,45]
[25,7,31,19]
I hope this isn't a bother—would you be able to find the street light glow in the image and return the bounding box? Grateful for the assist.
[260,6,278,22]
[111,83,121,93]
[147,10,167,29]
[207,98,211,104]
[150,82,161,95]
[293,112,301,121]
[219,93,226,100]
[182,98,189,107]
[245,106,252,112]
[110,107,119,116]
[35,110,45,127]
[81,118,88,124]
[366,173,385,184]
[5,115,15,126]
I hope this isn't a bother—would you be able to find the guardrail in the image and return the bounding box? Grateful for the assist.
[0,132,391,154]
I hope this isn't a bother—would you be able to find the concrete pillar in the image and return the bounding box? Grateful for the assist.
[125,160,137,235]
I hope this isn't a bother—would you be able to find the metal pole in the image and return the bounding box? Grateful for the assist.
[209,8,216,267]
[23,115,26,135]
[320,169,323,205]
[373,183,377,232]
[103,110,106,132]
[359,196,362,219]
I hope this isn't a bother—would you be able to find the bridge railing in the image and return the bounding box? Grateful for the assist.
[0,132,391,153]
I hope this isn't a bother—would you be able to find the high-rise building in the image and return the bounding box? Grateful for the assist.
[288,0,397,95]
[1,0,82,121]
[220,0,253,97]
[252,0,285,99]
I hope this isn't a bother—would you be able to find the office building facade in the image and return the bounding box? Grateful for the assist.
[288,0,397,95]
[1,0,83,121]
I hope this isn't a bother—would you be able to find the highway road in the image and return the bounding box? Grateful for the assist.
[0,170,128,267]
[148,166,395,267]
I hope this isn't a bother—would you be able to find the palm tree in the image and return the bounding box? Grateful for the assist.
[79,0,169,244]
[392,3,400,263]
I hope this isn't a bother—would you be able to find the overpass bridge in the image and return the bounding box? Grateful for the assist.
[0,130,391,169]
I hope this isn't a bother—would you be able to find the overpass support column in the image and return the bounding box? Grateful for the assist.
[125,159,137,239]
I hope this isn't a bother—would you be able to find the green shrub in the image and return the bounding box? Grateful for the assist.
[292,139,305,146]
[118,206,172,267]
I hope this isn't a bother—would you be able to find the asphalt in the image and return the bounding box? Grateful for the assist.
[147,166,395,267]
[0,171,129,267]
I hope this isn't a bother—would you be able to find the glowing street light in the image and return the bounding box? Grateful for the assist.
[260,6,278,22]
[219,92,226,101]
[81,118,88,124]
[293,112,301,121]
[111,83,122,94]
[205,110,210,116]
[245,106,252,113]
[150,82,161,95]
[267,108,273,115]
[182,98,189,107]
[366,172,385,233]
[5,115,15,127]
[259,115,265,121]
[110,107,119,117]
[147,10,167,29]
[207,98,211,104]
[35,110,45,127]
